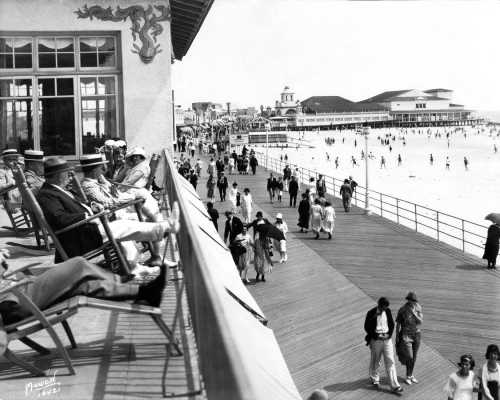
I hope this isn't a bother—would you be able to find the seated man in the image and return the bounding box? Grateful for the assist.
[79,154,163,265]
[37,157,180,276]
[23,150,45,196]
[0,149,23,207]
[0,250,167,355]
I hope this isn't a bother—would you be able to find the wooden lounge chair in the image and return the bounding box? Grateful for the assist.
[0,184,32,235]
[0,263,182,377]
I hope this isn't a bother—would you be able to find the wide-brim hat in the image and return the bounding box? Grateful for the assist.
[79,154,108,169]
[405,291,418,302]
[44,157,74,176]
[125,146,146,159]
[276,213,283,219]
[23,150,44,162]
[1,148,20,159]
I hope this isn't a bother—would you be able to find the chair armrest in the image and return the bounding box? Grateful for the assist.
[54,210,113,235]
[108,180,142,190]
[107,198,145,213]
[0,184,17,197]
[2,263,40,279]
[0,279,31,295]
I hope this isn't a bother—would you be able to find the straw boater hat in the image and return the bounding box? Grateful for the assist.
[23,150,44,163]
[79,154,108,170]
[125,147,146,159]
[43,157,74,176]
[1,149,20,159]
[276,213,283,220]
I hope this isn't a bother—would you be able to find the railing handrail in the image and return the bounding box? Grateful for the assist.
[254,151,488,254]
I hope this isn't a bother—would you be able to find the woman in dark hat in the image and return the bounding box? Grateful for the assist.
[483,223,500,269]
[297,192,310,233]
[444,354,477,400]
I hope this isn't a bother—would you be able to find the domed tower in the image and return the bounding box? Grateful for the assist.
[275,86,299,116]
[281,86,295,104]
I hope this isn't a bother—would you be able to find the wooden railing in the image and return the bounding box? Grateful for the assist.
[161,150,301,400]
[255,152,488,256]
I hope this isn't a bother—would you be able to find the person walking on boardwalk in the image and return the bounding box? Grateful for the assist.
[229,226,253,284]
[430,153,434,165]
[480,344,500,400]
[267,173,276,203]
[340,179,353,212]
[240,188,253,224]
[228,182,239,213]
[288,175,299,207]
[316,174,327,198]
[446,156,451,170]
[273,213,288,263]
[444,354,477,400]
[395,291,423,386]
[276,176,284,202]
[310,199,324,240]
[364,297,404,394]
[206,202,219,232]
[249,155,258,175]
[206,173,216,203]
[223,211,244,245]
[253,229,273,282]
[464,156,469,171]
[322,201,336,239]
[298,193,310,233]
[217,172,228,202]
[283,164,292,191]
[483,222,500,269]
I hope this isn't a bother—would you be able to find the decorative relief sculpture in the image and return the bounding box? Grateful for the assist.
[75,4,171,64]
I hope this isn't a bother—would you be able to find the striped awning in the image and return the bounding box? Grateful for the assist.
[171,0,215,60]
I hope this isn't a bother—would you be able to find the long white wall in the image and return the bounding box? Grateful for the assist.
[0,0,174,155]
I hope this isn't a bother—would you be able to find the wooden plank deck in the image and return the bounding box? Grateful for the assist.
[190,151,500,399]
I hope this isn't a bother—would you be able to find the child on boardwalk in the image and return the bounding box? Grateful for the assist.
[274,213,288,263]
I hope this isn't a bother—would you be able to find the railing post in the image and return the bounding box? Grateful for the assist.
[462,219,465,252]
[380,193,383,217]
[414,204,418,231]
[436,211,440,241]
[396,199,399,224]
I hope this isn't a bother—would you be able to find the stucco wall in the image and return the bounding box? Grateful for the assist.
[0,0,173,155]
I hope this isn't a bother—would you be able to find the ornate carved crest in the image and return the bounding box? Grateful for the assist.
[75,4,171,64]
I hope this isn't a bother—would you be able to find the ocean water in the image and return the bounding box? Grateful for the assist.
[252,126,500,255]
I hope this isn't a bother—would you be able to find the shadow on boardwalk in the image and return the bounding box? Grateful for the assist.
[193,151,500,399]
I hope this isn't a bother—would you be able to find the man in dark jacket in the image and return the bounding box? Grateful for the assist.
[249,156,258,175]
[288,176,299,207]
[364,297,403,393]
[223,211,244,244]
[217,172,228,201]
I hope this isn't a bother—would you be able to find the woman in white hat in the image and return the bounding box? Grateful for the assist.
[119,147,149,189]
[274,213,288,263]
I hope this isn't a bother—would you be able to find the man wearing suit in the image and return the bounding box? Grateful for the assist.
[223,211,244,244]
[288,175,299,208]
[37,157,180,277]
[364,297,403,394]
[217,172,228,202]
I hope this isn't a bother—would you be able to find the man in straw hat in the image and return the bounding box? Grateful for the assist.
[79,154,164,266]
[0,149,23,206]
[37,157,180,277]
[395,291,423,386]
[23,150,45,195]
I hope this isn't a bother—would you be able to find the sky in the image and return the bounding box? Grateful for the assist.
[172,0,500,112]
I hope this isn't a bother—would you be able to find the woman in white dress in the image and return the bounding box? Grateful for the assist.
[228,182,239,213]
[444,354,478,400]
[480,344,500,400]
[240,188,253,224]
[310,198,324,240]
[322,201,336,240]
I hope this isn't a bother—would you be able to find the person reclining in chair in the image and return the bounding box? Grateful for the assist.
[23,150,45,196]
[0,250,168,356]
[37,157,180,276]
[114,147,150,189]
[0,149,23,208]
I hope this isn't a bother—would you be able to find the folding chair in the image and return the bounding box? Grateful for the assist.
[0,262,182,377]
[0,185,32,235]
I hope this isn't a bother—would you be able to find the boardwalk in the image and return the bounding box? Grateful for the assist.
[192,151,500,399]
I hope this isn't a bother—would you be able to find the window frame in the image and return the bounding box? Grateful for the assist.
[0,31,123,159]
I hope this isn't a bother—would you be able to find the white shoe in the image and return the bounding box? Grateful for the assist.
[132,264,160,277]
[404,378,412,385]
[410,376,418,384]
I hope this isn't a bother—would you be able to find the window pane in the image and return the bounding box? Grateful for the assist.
[14,79,32,97]
[80,52,97,67]
[0,99,34,152]
[14,38,32,53]
[97,37,115,51]
[57,53,74,68]
[39,98,75,155]
[80,37,97,52]
[98,52,115,67]
[56,37,73,52]
[80,77,97,95]
[14,53,32,68]
[0,54,13,69]
[0,38,13,53]
[81,96,117,154]
[39,53,56,68]
[38,38,56,53]
[0,79,13,97]
[38,79,55,96]
[97,77,115,94]
[57,78,74,95]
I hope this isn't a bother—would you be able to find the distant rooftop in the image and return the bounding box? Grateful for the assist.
[424,88,453,93]
[360,90,411,104]
[301,96,386,113]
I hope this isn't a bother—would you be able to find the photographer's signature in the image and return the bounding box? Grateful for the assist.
[25,370,61,398]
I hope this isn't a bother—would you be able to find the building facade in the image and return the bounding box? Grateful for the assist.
[0,0,213,158]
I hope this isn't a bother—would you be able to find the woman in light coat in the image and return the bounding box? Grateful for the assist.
[322,201,336,239]
[310,198,324,240]
[240,188,253,224]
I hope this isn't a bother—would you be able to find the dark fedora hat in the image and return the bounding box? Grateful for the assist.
[79,154,108,170]
[405,291,418,302]
[44,157,74,176]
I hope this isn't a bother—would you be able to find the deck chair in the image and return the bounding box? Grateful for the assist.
[0,184,32,235]
[0,262,182,377]
[11,167,137,278]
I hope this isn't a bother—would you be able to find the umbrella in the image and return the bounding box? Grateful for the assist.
[485,213,500,224]
[255,223,285,241]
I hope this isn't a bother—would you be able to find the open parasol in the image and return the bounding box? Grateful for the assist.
[485,213,500,224]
